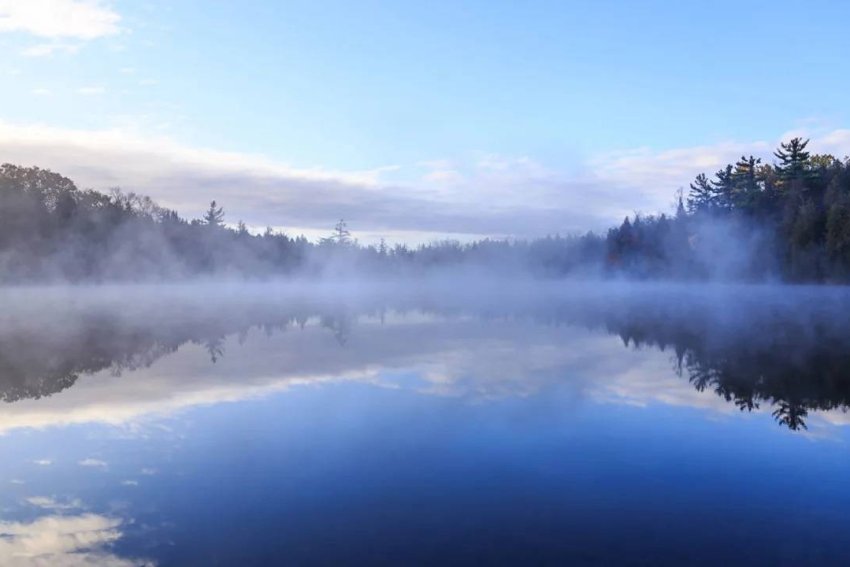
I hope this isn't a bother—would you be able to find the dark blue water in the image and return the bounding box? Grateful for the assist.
[2,283,850,565]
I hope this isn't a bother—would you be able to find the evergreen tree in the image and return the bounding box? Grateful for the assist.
[774,137,811,184]
[732,155,762,211]
[688,173,716,213]
[711,164,736,211]
[332,219,351,245]
[204,201,225,227]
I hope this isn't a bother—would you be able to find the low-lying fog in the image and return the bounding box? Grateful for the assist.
[4,279,850,565]
[2,279,850,433]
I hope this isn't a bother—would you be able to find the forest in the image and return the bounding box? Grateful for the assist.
[607,138,850,281]
[1,137,849,283]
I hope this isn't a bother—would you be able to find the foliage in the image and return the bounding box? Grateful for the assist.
[5,136,850,283]
[606,137,850,282]
[0,165,603,281]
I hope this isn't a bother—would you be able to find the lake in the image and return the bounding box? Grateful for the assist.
[2,281,850,565]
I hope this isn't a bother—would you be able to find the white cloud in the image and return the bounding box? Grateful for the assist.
[812,129,850,156]
[30,88,51,96]
[32,459,52,466]
[0,121,849,241]
[0,122,615,240]
[120,480,138,486]
[0,0,120,40]
[77,458,107,468]
[423,168,464,185]
[592,131,850,218]
[0,513,151,566]
[419,159,464,185]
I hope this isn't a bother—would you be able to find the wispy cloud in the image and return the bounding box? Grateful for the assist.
[0,122,614,240]
[593,129,850,212]
[0,513,148,566]
[26,496,83,511]
[0,121,848,241]
[77,458,107,468]
[33,459,52,466]
[0,0,121,40]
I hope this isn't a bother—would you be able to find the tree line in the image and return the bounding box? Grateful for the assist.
[2,137,850,282]
[606,138,850,281]
[0,163,602,282]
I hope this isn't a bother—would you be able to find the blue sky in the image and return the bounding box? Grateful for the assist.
[2,0,850,242]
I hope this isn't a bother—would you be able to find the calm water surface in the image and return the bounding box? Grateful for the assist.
[2,282,850,565]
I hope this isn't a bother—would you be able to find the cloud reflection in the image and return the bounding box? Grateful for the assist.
[0,513,152,566]
[25,496,82,511]
[0,283,848,432]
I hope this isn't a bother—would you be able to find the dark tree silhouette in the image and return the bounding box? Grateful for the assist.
[774,137,811,183]
[204,200,225,227]
[3,136,850,283]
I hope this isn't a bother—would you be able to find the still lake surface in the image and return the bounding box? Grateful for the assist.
[2,281,850,565]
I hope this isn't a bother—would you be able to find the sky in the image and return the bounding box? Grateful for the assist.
[1,0,850,243]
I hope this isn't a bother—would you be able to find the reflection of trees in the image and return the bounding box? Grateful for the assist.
[203,337,225,363]
[674,344,850,431]
[3,288,850,431]
[320,314,352,346]
[602,304,850,430]
[0,319,178,403]
[0,305,356,404]
[459,289,850,431]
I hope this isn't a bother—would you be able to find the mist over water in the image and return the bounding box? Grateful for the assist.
[4,279,850,428]
[5,0,850,563]
[2,280,850,564]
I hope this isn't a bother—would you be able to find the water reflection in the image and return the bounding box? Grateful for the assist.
[0,512,152,567]
[3,283,850,564]
[0,284,849,431]
[587,290,850,430]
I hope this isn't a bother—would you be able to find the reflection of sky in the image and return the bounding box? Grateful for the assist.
[2,311,850,563]
[0,310,843,434]
[0,512,151,566]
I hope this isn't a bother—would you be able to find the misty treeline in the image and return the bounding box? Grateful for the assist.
[0,163,600,282]
[608,137,850,281]
[2,136,850,282]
